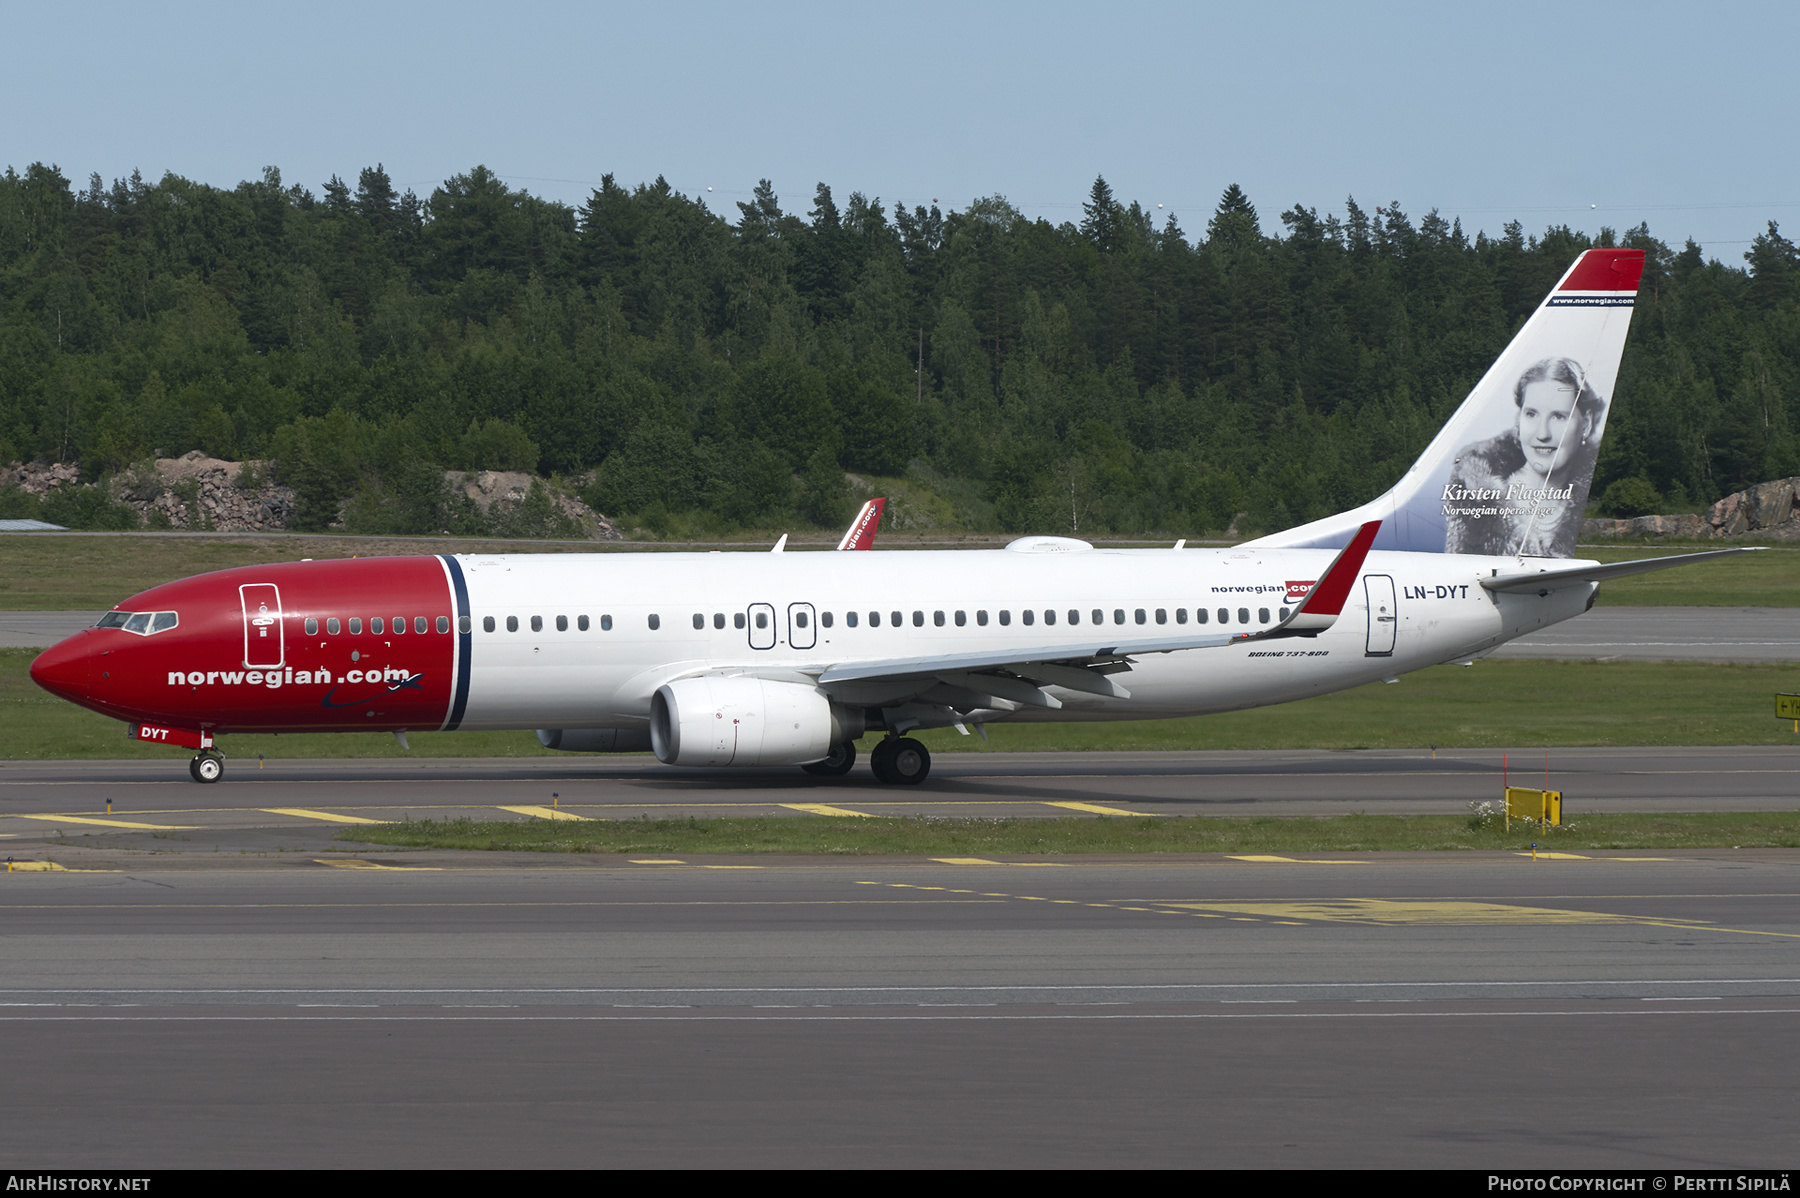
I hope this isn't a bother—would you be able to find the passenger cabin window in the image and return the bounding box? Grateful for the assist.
[1092,609,1104,625]
[954,611,966,627]
[372,617,384,635]
[976,610,988,626]
[1044,610,1056,625]
[1135,609,1147,625]
[822,612,834,628]
[1258,608,1270,624]
[714,613,725,629]
[1067,610,1079,625]
[692,614,705,630]
[1195,608,1207,624]
[735,613,746,629]
[395,617,406,635]
[484,616,496,632]
[1155,609,1167,625]
[1217,609,1229,624]
[1114,609,1125,625]
[326,618,340,635]
[933,611,944,627]
[648,614,661,630]
[1176,608,1188,624]
[531,615,543,632]
[458,616,470,634]
[414,617,428,634]
[797,612,810,628]
[891,611,902,627]
[601,615,613,631]
[1238,608,1250,624]
[578,615,590,631]
[556,615,568,632]
[755,611,768,630]
[847,612,859,628]
[912,611,924,627]
[506,616,518,632]
[1279,607,1290,621]
[999,610,1011,626]
[349,618,362,635]
[438,616,450,633]
[1022,610,1034,626]
[305,618,318,635]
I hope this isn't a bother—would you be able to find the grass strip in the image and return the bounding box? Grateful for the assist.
[7,650,1799,759]
[340,812,1800,856]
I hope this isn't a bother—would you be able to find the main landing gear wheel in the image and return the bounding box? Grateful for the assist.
[189,752,223,784]
[870,737,930,785]
[802,742,857,777]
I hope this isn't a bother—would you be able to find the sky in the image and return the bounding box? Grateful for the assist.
[6,1,1795,262]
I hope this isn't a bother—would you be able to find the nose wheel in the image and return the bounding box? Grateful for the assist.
[870,737,930,785]
[189,752,224,784]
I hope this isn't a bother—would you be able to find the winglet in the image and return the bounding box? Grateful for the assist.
[1254,520,1380,637]
[837,498,886,550]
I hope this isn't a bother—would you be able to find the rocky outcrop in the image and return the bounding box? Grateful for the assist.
[456,470,621,539]
[1583,477,1800,542]
[3,454,622,539]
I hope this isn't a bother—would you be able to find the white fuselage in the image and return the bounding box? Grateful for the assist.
[450,546,1594,732]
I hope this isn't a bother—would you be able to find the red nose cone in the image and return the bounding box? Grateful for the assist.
[30,632,93,704]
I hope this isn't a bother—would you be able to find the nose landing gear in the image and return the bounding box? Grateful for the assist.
[189,752,224,784]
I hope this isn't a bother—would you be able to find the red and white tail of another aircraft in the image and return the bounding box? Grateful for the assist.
[836,498,885,550]
[31,249,1754,784]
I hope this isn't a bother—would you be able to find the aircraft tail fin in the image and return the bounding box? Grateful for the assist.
[837,498,886,550]
[1242,248,1644,558]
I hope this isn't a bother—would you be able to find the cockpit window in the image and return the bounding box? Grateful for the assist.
[100,610,179,635]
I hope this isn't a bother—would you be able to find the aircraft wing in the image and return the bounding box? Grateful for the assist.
[803,521,1381,710]
[1481,547,1762,594]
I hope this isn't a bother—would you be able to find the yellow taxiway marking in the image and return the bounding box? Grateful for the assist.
[926,858,1070,866]
[780,803,874,818]
[313,859,440,871]
[1159,899,1690,926]
[10,814,200,831]
[1229,855,1369,865]
[497,805,597,822]
[1041,801,1165,817]
[1514,852,1674,861]
[5,862,118,873]
[262,807,389,825]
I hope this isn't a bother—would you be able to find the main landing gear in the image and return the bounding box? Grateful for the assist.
[798,736,931,785]
[188,751,224,784]
[802,741,857,777]
[869,737,930,786]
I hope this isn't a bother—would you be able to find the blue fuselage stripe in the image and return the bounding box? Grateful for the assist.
[440,555,472,731]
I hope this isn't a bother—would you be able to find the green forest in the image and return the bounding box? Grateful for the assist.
[1,162,1796,537]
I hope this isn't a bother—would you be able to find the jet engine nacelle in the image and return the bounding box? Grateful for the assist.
[650,676,848,767]
[536,728,654,753]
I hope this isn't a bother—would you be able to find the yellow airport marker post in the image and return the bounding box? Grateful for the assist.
[1776,693,1800,734]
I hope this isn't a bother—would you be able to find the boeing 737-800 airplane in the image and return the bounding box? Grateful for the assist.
[29,248,1746,784]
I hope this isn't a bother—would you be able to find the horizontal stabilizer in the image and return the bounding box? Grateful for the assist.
[1481,548,1762,594]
